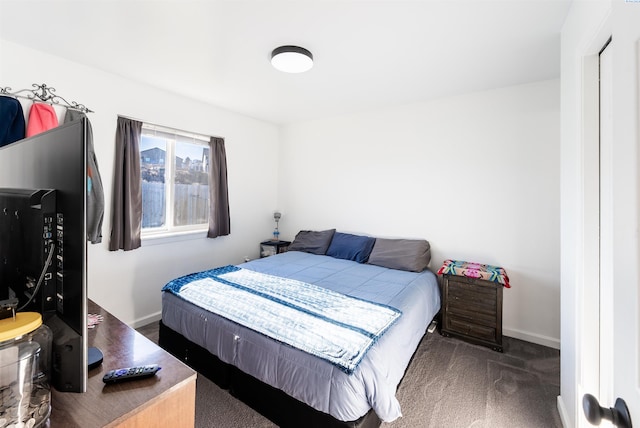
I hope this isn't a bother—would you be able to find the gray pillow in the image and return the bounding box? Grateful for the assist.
[367,238,431,272]
[288,229,336,255]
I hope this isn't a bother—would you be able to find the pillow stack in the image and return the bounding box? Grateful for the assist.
[287,229,431,272]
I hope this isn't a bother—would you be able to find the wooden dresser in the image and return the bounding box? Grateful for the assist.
[441,274,503,352]
[49,300,197,427]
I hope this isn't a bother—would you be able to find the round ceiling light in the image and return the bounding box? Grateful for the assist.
[271,46,313,73]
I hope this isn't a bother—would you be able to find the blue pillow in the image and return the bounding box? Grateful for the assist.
[326,232,376,263]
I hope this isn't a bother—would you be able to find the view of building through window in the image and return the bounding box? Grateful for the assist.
[140,125,210,233]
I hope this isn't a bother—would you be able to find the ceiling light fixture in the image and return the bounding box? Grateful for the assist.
[271,46,313,73]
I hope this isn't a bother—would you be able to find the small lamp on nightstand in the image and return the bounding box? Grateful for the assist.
[273,211,281,240]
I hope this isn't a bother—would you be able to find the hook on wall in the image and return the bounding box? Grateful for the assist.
[0,83,93,113]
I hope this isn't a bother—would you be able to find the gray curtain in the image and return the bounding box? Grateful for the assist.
[207,136,231,238]
[109,117,142,251]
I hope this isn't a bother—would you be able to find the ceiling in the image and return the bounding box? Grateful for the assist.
[0,0,572,125]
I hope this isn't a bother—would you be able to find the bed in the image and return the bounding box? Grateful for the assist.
[159,231,440,427]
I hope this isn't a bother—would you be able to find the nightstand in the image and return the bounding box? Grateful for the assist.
[437,260,509,352]
[441,274,503,351]
[260,240,291,258]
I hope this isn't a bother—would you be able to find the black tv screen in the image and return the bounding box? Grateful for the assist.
[0,118,89,392]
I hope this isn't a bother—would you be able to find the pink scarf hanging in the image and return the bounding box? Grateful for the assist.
[26,103,58,137]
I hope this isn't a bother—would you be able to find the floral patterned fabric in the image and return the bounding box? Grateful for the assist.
[437,259,510,288]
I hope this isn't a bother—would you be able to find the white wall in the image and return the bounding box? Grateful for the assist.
[278,79,561,348]
[0,39,280,326]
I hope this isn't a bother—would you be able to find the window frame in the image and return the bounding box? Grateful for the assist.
[140,123,211,238]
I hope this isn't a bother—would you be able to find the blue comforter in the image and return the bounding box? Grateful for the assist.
[161,251,440,422]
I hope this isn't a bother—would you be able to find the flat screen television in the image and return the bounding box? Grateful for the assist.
[0,118,89,392]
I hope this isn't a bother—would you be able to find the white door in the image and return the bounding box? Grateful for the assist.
[598,39,615,418]
[582,38,639,428]
[606,36,640,424]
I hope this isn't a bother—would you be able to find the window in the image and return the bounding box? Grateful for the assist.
[140,124,210,235]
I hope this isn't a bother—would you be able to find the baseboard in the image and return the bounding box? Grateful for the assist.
[557,395,571,428]
[130,311,162,329]
[504,327,560,350]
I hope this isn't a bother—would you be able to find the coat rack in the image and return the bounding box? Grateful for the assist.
[0,83,93,113]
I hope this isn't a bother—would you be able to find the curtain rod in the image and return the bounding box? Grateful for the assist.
[0,83,93,113]
[117,114,224,141]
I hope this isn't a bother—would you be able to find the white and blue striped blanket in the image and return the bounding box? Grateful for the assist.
[162,265,402,374]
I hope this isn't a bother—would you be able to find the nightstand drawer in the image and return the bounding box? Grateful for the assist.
[447,285,497,309]
[449,278,497,301]
[445,303,497,327]
[446,315,497,342]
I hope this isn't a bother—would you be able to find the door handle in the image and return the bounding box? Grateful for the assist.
[583,394,633,428]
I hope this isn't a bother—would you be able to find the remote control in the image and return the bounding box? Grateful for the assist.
[103,364,161,384]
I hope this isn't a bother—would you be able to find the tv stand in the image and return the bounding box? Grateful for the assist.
[49,300,196,427]
[88,346,103,369]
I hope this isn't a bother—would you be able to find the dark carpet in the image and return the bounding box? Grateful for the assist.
[137,323,561,428]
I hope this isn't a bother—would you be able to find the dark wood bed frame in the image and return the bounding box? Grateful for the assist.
[159,320,383,428]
